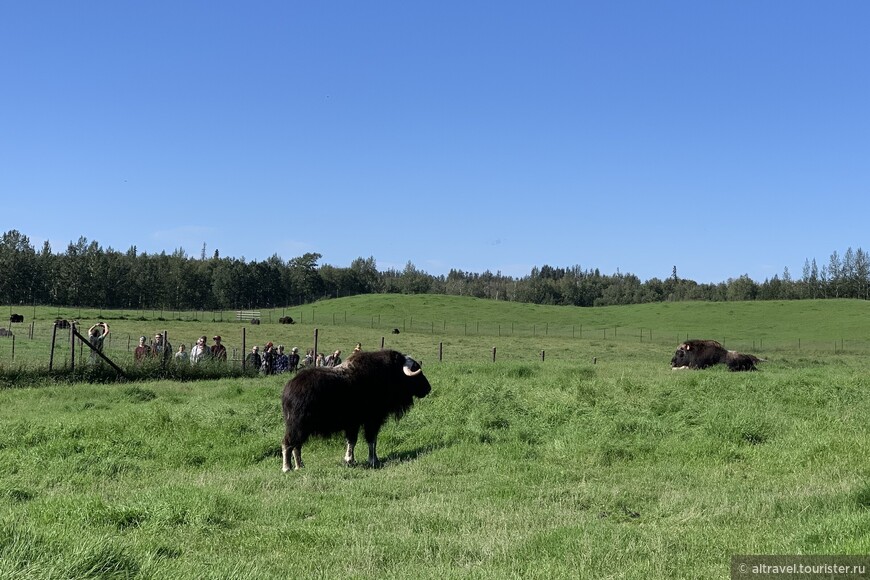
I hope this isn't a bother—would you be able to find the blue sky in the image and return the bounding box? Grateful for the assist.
[2,2,868,284]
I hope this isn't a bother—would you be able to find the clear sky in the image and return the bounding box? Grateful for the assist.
[2,2,868,284]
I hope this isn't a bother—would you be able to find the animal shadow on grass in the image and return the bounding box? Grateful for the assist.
[355,444,444,469]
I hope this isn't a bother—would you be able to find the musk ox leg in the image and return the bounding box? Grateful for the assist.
[363,424,383,467]
[292,448,304,470]
[366,440,381,468]
[344,428,359,466]
[282,442,291,473]
[282,429,305,471]
[281,443,304,471]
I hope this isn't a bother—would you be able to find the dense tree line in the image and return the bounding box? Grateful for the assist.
[1,230,868,309]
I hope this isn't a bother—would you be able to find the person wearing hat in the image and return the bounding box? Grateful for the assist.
[150,333,172,362]
[210,335,227,362]
[288,347,300,372]
[134,335,150,363]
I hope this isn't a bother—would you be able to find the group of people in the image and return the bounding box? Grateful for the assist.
[102,329,364,375]
[245,341,363,375]
[133,334,227,366]
[298,342,362,369]
[246,343,300,375]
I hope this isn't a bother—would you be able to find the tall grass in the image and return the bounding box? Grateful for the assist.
[1,298,869,577]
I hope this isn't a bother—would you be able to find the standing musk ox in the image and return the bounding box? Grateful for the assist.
[671,339,763,371]
[9,314,23,324]
[281,349,431,471]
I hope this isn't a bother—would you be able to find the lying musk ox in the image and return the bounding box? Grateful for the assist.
[281,349,431,471]
[278,316,294,324]
[671,339,762,372]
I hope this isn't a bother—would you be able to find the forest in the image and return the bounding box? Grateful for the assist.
[1,229,868,310]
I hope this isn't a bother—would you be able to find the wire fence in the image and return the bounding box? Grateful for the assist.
[2,313,869,373]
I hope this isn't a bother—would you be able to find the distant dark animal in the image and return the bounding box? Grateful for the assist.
[0,328,11,337]
[279,316,295,324]
[391,328,400,334]
[54,319,70,329]
[671,339,763,372]
[9,314,23,323]
[281,349,431,471]
[250,318,260,325]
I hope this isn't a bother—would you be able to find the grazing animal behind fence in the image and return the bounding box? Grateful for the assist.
[9,314,23,323]
[281,349,431,471]
[391,328,400,334]
[671,339,763,371]
[279,316,295,324]
[54,319,70,329]
[250,318,260,325]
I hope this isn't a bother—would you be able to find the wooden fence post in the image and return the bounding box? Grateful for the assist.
[49,322,58,371]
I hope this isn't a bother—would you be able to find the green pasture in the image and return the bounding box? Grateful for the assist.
[3,297,870,372]
[1,297,869,578]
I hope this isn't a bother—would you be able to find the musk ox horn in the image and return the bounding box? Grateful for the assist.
[403,357,423,377]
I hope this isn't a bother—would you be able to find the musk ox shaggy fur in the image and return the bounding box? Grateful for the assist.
[281,349,431,471]
[278,316,295,324]
[671,339,762,372]
[9,314,23,324]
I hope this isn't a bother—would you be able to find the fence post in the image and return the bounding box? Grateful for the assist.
[491,346,496,363]
[11,334,14,361]
[541,350,545,362]
[439,342,443,362]
[381,336,385,349]
[70,323,75,372]
[242,327,247,369]
[49,322,58,371]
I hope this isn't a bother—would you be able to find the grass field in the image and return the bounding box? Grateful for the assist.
[1,297,869,578]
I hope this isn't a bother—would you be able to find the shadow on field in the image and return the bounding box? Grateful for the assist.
[378,444,444,467]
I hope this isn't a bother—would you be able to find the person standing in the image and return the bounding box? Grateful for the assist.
[325,349,342,367]
[288,347,301,372]
[210,335,227,362]
[151,333,172,363]
[87,322,109,363]
[275,345,289,373]
[175,344,189,364]
[134,336,150,363]
[246,345,262,371]
[261,342,277,375]
[190,335,210,365]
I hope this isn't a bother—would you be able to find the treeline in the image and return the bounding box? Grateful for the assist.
[1,230,868,309]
